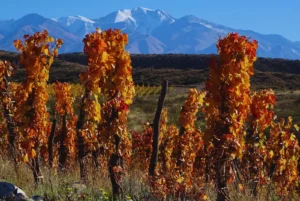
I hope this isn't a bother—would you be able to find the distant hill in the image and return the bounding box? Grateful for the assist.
[57,52,300,75]
[1,50,300,90]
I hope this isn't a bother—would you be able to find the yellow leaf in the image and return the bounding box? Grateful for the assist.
[125,98,132,105]
[47,36,54,43]
[201,194,209,200]
[23,154,29,162]
[101,52,108,62]
[176,177,184,183]
[44,48,49,56]
[269,150,274,158]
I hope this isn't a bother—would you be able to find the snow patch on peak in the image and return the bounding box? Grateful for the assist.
[259,44,272,52]
[291,48,300,56]
[56,15,96,37]
[74,15,95,23]
[115,9,136,23]
[155,9,175,23]
[133,7,154,13]
[60,15,95,26]
[198,21,227,33]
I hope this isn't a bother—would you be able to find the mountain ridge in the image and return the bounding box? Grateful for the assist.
[0,8,300,59]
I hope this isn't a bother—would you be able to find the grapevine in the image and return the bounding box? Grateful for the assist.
[204,33,258,200]
[53,81,78,170]
[13,30,63,184]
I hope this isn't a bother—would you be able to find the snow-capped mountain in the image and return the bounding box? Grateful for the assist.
[0,7,300,60]
[94,7,175,34]
[54,15,96,37]
[0,13,82,53]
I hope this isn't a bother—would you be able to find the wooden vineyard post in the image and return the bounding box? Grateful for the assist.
[149,80,168,176]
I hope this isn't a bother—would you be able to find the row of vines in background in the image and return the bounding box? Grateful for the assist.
[6,83,173,100]
[0,28,299,201]
[47,83,174,98]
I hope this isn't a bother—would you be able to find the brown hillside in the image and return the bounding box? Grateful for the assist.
[1,50,300,90]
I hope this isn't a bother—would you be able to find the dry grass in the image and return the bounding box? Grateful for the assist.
[1,155,299,201]
[0,156,153,200]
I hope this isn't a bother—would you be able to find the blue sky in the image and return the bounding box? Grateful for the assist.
[1,0,298,41]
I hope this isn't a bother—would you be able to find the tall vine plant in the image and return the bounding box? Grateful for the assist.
[13,30,63,184]
[79,28,135,198]
[204,33,258,201]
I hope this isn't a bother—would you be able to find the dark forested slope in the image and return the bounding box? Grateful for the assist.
[2,50,300,89]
